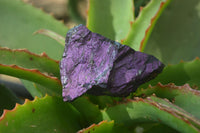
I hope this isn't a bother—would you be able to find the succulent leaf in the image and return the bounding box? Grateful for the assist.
[0,64,61,96]
[0,95,83,133]
[78,120,114,133]
[0,48,61,97]
[0,0,67,60]
[144,0,200,64]
[136,83,200,119]
[0,0,68,94]
[0,0,199,132]
[87,0,134,41]
[72,97,102,126]
[123,0,171,51]
[134,0,150,17]
[0,48,59,78]
[140,58,200,90]
[101,97,200,133]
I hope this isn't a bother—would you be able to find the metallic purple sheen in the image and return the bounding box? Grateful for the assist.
[60,24,164,101]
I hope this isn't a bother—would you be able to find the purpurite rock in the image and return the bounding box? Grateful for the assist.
[60,24,164,102]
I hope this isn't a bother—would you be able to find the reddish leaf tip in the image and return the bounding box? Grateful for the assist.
[120,39,125,44]
[129,21,134,27]
[140,6,144,12]
[78,120,113,133]
[86,9,89,15]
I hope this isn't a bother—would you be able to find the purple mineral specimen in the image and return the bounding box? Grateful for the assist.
[60,24,164,102]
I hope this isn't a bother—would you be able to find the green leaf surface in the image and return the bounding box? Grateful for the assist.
[140,59,200,89]
[0,84,23,115]
[0,64,61,96]
[0,48,61,97]
[34,29,65,46]
[71,97,130,133]
[0,0,67,60]
[72,97,102,126]
[0,48,59,78]
[135,123,178,133]
[20,79,45,98]
[0,0,66,95]
[144,0,200,64]
[149,96,200,129]
[78,121,114,133]
[101,97,200,133]
[136,83,200,119]
[87,95,116,109]
[87,0,134,41]
[72,96,131,133]
[0,95,82,133]
[123,0,171,51]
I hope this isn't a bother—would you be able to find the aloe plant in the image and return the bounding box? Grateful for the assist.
[0,0,200,132]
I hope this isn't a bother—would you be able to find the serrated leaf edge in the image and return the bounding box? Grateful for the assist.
[0,64,60,81]
[134,97,200,131]
[139,1,169,51]
[103,96,200,132]
[145,82,200,96]
[122,0,171,51]
[146,95,200,127]
[77,120,114,133]
[0,47,59,64]
[0,64,62,93]
[0,94,48,122]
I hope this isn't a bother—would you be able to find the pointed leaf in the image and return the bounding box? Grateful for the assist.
[0,95,82,133]
[136,83,200,119]
[134,0,150,17]
[102,97,200,133]
[0,0,67,94]
[0,64,61,96]
[0,0,67,60]
[0,48,59,78]
[123,0,171,51]
[87,0,134,41]
[148,95,200,128]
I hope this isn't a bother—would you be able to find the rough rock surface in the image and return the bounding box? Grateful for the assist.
[60,24,164,101]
